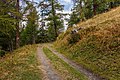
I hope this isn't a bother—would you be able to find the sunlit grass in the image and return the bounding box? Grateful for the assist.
[0,45,42,80]
[54,6,120,80]
[43,47,88,80]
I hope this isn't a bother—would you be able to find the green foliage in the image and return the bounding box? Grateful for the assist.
[39,0,64,41]
[20,2,39,45]
[0,50,6,57]
[36,29,50,43]
[68,12,80,27]
[0,0,17,51]
[67,33,80,44]
[69,0,120,27]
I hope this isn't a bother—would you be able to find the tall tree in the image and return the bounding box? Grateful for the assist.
[48,0,64,39]
[69,0,86,26]
[72,0,87,21]
[69,0,120,27]
[16,0,20,48]
[51,0,58,37]
[0,0,17,51]
[39,0,64,40]
[93,0,97,15]
[21,2,39,45]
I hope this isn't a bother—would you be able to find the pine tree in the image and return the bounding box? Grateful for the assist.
[21,1,39,45]
[69,0,120,27]
[38,0,64,40]
[0,0,17,51]
[16,0,20,48]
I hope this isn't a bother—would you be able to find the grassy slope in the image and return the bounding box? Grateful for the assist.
[55,6,120,80]
[0,45,42,80]
[43,47,88,80]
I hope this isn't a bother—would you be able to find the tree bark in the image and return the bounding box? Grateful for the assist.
[16,0,20,48]
[32,35,36,44]
[51,0,58,38]
[110,2,114,8]
[93,0,97,15]
[9,39,13,52]
[79,0,85,21]
[32,27,36,44]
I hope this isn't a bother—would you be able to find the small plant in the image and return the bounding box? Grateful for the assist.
[0,50,6,57]
[67,33,80,44]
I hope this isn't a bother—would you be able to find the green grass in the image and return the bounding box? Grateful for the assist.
[43,47,88,80]
[0,45,42,80]
[54,6,120,80]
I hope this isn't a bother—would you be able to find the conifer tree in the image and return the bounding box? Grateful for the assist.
[39,0,64,40]
[21,1,39,45]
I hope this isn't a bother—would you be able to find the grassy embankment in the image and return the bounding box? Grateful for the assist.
[0,45,42,80]
[54,6,120,80]
[43,47,88,80]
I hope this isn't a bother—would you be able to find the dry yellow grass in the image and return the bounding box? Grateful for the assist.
[55,6,120,80]
[0,45,42,80]
[76,7,120,29]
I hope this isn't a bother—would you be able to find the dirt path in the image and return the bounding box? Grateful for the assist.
[46,44,106,80]
[37,45,61,80]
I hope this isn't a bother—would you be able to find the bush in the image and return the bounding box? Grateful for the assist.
[67,33,80,44]
[0,50,6,57]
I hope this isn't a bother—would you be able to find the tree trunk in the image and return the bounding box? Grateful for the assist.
[93,0,97,15]
[9,39,13,52]
[79,0,85,21]
[32,33,36,44]
[11,39,13,51]
[110,2,114,8]
[32,37,36,44]
[51,0,58,38]
[16,0,20,48]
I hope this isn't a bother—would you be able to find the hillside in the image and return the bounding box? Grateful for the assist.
[55,6,120,80]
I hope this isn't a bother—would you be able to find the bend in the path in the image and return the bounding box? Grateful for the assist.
[46,44,106,80]
[37,45,61,80]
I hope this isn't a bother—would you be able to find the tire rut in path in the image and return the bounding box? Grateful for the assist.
[47,45,106,80]
[37,46,61,80]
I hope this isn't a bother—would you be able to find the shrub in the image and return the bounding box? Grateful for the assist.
[0,50,6,57]
[67,33,80,44]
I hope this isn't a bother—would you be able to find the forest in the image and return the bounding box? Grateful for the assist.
[0,0,120,55]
